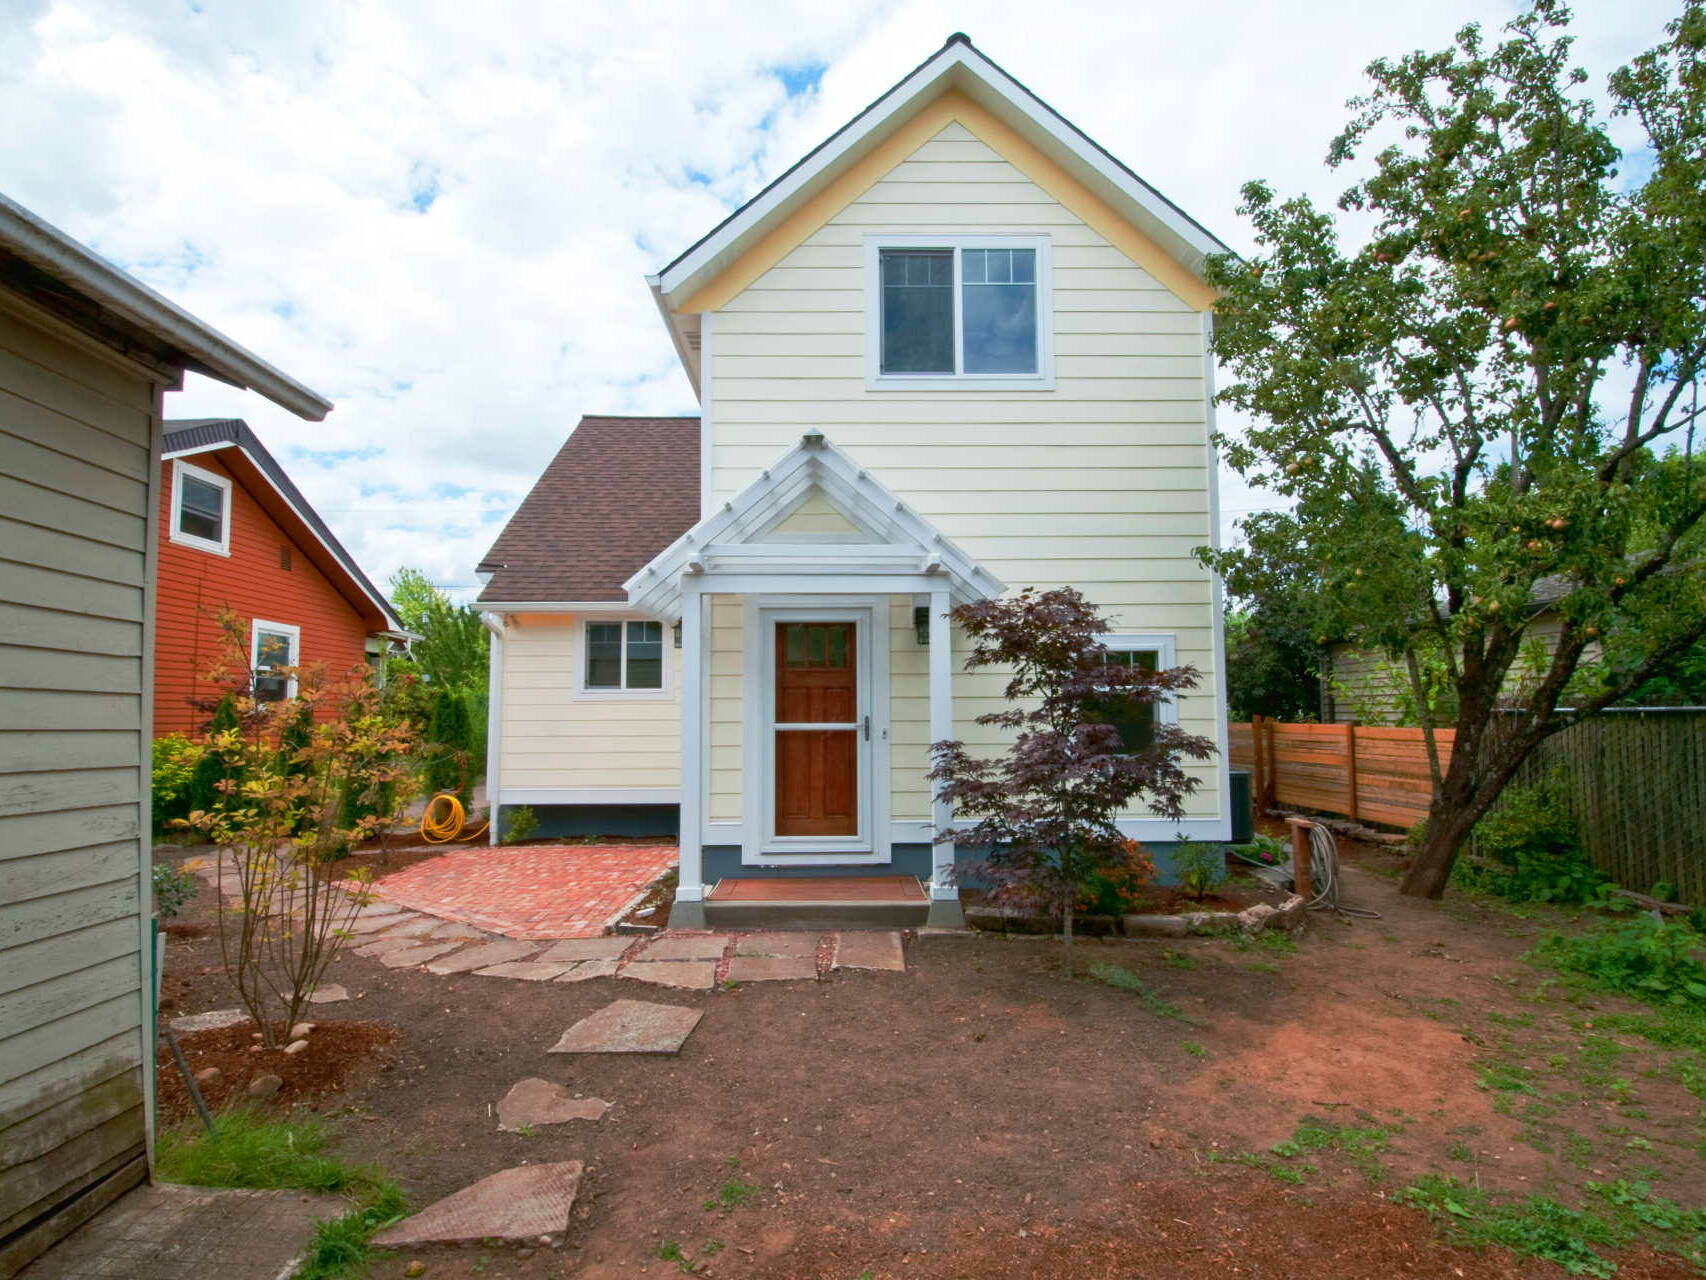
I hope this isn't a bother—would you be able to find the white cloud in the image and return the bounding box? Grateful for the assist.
[0,0,1682,595]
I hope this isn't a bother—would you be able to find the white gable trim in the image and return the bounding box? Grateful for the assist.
[652,36,1231,311]
[623,431,1005,619]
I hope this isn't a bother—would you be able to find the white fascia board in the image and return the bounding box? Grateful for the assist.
[475,600,651,613]
[0,193,332,420]
[646,275,701,400]
[654,39,1232,309]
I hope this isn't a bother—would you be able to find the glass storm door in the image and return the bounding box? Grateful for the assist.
[773,621,860,838]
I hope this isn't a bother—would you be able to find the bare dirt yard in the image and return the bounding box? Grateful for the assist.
[155,835,1706,1278]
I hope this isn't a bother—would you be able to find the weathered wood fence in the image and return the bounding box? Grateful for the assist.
[1230,711,1706,903]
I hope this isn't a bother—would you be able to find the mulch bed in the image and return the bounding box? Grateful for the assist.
[156,1021,396,1122]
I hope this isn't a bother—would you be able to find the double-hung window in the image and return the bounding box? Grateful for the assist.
[251,620,300,703]
[584,620,664,693]
[866,235,1053,390]
[1088,635,1179,753]
[170,459,232,554]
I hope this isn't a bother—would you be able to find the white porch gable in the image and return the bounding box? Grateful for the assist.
[623,431,1005,618]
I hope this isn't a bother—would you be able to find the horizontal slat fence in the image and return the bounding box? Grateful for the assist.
[1230,717,1453,830]
[1231,711,1706,903]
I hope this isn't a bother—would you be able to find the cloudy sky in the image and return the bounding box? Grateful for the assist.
[0,0,1682,598]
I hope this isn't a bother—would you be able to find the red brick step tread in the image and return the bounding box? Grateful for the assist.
[706,876,926,903]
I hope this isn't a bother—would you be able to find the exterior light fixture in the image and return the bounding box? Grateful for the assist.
[914,605,931,646]
[672,620,683,648]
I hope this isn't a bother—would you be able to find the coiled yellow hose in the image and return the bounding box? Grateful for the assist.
[420,793,489,844]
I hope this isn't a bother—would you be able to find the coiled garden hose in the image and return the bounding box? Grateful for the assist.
[420,793,489,844]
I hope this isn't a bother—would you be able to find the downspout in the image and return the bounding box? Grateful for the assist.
[481,612,504,846]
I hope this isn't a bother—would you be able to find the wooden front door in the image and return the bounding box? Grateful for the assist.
[774,621,860,838]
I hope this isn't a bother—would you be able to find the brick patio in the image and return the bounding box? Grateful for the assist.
[365,844,677,939]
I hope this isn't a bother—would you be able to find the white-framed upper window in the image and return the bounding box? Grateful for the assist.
[864,234,1054,391]
[251,619,300,703]
[579,618,668,697]
[1094,633,1180,752]
[169,459,233,555]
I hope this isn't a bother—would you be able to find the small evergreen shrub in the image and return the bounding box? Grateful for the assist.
[151,864,199,918]
[185,694,241,815]
[151,734,203,830]
[1172,841,1226,900]
[423,688,474,804]
[502,805,539,845]
[1455,776,1608,905]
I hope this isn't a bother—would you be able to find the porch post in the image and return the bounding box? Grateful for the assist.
[672,580,708,928]
[926,586,963,927]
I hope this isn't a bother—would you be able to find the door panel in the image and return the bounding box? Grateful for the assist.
[774,621,858,838]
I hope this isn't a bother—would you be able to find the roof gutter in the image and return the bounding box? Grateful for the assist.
[646,274,700,400]
[0,193,333,421]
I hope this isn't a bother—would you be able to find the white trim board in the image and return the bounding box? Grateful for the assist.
[499,787,682,806]
[167,457,232,556]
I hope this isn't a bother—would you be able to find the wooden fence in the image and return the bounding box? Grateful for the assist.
[1230,711,1706,903]
[1230,717,1454,830]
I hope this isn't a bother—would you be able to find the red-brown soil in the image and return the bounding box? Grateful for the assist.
[157,1022,397,1119]
[154,835,1705,1278]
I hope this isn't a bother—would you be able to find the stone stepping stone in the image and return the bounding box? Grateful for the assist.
[556,959,620,983]
[346,913,418,936]
[734,932,820,958]
[373,1161,583,1248]
[536,937,632,964]
[475,962,568,981]
[169,1008,251,1035]
[354,938,414,959]
[306,984,349,1004]
[832,931,906,972]
[496,1079,610,1131]
[367,916,439,941]
[640,933,730,962]
[380,941,462,969]
[727,955,818,983]
[549,1000,703,1054]
[623,960,715,990]
[427,940,542,975]
[425,920,488,941]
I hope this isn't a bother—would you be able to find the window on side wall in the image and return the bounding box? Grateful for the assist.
[584,620,664,692]
[252,621,300,703]
[1089,636,1180,752]
[866,235,1053,390]
[170,459,233,554]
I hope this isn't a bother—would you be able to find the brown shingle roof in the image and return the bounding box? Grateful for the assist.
[476,415,699,604]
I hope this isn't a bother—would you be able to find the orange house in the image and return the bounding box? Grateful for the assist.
[154,418,407,735]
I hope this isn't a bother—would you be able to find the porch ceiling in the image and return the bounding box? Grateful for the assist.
[623,431,1004,619]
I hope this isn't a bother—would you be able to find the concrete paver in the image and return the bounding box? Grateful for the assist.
[18,1182,338,1280]
[623,960,716,990]
[474,961,569,981]
[536,936,633,964]
[639,933,730,962]
[727,954,818,982]
[734,932,821,958]
[378,941,462,969]
[832,931,907,972]
[549,1000,703,1054]
[556,958,620,982]
[425,940,542,975]
[372,1161,584,1247]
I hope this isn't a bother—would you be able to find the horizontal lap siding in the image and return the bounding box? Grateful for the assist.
[153,452,369,735]
[0,303,150,1254]
[500,615,681,792]
[707,120,1221,825]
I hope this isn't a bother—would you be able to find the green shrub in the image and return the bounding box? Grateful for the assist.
[502,805,539,845]
[151,734,203,830]
[1455,776,1608,905]
[1535,917,1706,1009]
[151,864,199,919]
[1172,841,1226,900]
[185,694,241,816]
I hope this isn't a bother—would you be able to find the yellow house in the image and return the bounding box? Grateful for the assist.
[476,34,1234,928]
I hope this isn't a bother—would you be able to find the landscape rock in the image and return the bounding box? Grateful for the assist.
[373,1162,583,1247]
[496,1078,611,1131]
[246,1074,283,1099]
[549,1000,703,1054]
[622,960,716,990]
[307,984,350,1004]
[169,1008,251,1035]
[1121,914,1189,938]
[404,1263,426,1278]
[283,1039,310,1056]
[193,1067,221,1084]
[289,1022,315,1039]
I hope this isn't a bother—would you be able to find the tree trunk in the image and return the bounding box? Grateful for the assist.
[1061,900,1076,977]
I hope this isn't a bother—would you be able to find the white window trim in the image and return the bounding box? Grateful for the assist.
[863,233,1055,392]
[1105,632,1181,726]
[251,619,300,702]
[169,458,233,556]
[573,615,672,701]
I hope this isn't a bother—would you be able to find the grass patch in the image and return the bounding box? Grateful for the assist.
[1476,1060,1541,1096]
[1270,1118,1397,1181]
[296,1184,408,1280]
[155,1108,374,1194]
[1086,963,1199,1024]
[1400,1174,1706,1276]
[702,1179,759,1213]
